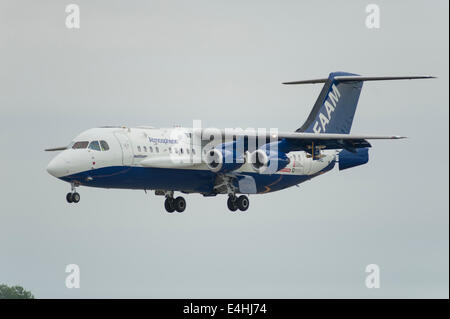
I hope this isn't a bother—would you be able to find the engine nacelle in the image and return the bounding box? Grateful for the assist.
[249,148,290,174]
[205,141,245,173]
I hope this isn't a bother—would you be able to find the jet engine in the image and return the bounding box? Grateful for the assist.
[249,142,290,174]
[205,141,245,173]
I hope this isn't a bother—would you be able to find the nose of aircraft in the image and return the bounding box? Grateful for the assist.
[46,154,69,178]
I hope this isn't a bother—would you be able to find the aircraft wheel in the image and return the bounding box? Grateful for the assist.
[237,195,249,211]
[227,196,238,212]
[164,198,175,213]
[66,193,73,203]
[174,196,186,213]
[72,192,80,203]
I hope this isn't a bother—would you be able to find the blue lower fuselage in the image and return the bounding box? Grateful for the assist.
[60,160,335,195]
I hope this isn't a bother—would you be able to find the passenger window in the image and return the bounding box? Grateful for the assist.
[192,148,196,155]
[88,141,101,151]
[72,141,89,149]
[186,149,190,154]
[143,146,147,152]
[100,140,110,151]
[180,148,184,154]
[149,146,153,153]
[155,146,159,153]
[137,146,141,152]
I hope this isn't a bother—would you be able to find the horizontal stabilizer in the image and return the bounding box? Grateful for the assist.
[283,75,435,85]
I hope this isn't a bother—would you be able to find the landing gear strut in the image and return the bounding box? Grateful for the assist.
[66,183,80,204]
[164,191,186,213]
[227,194,249,212]
[217,174,250,212]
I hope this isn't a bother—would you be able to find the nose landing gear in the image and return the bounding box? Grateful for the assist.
[66,192,80,203]
[66,183,80,204]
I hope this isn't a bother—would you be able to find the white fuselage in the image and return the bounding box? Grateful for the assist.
[47,126,337,194]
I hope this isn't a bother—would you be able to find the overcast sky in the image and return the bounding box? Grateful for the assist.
[0,0,448,298]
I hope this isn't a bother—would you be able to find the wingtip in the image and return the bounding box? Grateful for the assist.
[44,146,68,152]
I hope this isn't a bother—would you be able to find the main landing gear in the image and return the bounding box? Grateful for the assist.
[217,175,250,212]
[164,192,186,213]
[66,183,80,204]
[227,194,249,212]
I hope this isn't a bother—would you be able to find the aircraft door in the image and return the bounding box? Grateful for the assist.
[113,131,134,165]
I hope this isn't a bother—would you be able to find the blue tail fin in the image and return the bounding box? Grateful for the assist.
[284,72,434,134]
[296,72,363,134]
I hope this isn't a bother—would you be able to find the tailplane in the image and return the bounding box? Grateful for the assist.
[284,72,434,134]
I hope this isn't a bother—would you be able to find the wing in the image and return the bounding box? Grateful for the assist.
[275,132,404,152]
[45,146,68,151]
[198,129,405,153]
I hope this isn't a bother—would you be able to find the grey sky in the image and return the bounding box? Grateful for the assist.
[0,0,448,298]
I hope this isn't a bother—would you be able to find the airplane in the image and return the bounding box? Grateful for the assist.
[45,72,433,213]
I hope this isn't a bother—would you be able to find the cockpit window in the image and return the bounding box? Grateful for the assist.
[100,140,110,151]
[72,141,89,149]
[88,141,101,151]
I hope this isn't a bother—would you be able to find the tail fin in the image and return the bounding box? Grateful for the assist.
[284,72,434,134]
